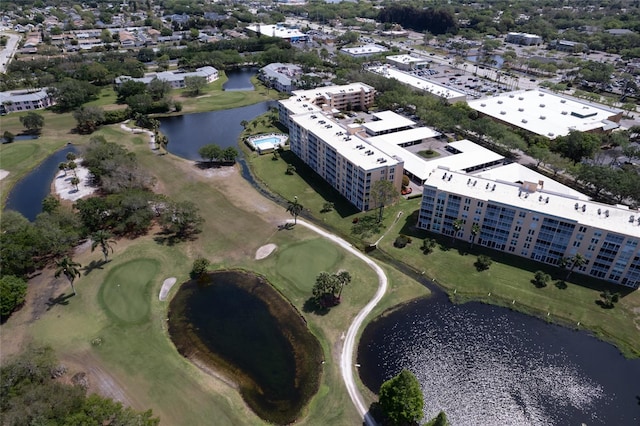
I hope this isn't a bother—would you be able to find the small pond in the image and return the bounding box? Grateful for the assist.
[467,54,505,68]
[168,270,323,425]
[358,297,640,426]
[2,134,39,144]
[159,101,271,160]
[223,68,257,91]
[4,144,77,221]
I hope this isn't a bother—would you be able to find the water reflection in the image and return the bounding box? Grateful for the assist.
[223,68,257,91]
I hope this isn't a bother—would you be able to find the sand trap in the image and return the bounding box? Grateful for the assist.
[54,159,97,201]
[159,277,177,301]
[255,244,277,260]
[0,169,8,181]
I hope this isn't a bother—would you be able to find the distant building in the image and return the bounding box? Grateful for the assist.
[259,63,303,93]
[368,66,467,104]
[115,66,219,89]
[549,39,587,53]
[386,54,430,71]
[606,29,634,36]
[340,44,388,57]
[245,24,308,42]
[505,32,542,46]
[0,89,55,114]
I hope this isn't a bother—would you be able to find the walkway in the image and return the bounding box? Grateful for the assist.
[292,220,385,426]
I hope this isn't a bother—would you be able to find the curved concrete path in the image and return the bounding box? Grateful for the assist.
[292,220,385,426]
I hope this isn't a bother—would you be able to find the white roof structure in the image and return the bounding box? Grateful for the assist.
[367,127,441,146]
[290,112,400,170]
[424,167,639,236]
[0,88,50,104]
[115,66,218,85]
[425,140,504,174]
[340,44,388,56]
[246,24,307,40]
[362,111,415,134]
[474,163,589,200]
[386,54,429,67]
[369,66,467,102]
[468,89,623,139]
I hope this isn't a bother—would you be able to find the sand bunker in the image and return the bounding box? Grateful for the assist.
[0,169,8,181]
[255,244,277,260]
[54,159,97,201]
[159,277,177,301]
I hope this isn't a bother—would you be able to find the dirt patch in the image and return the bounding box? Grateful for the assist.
[255,244,277,260]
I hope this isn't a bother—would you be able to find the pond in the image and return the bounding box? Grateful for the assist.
[1,134,39,144]
[4,144,76,221]
[467,54,505,68]
[168,270,323,425]
[223,67,257,91]
[159,101,271,160]
[358,297,640,426]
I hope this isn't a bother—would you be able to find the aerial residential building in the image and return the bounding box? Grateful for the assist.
[115,66,219,89]
[0,89,55,114]
[259,63,303,93]
[245,24,308,42]
[467,89,622,139]
[505,32,543,45]
[416,165,640,288]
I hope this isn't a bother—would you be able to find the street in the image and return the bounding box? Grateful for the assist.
[0,31,21,74]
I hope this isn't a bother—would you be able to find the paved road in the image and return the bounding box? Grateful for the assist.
[0,31,20,74]
[291,219,386,426]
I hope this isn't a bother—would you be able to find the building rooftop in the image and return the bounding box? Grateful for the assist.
[362,111,415,134]
[340,44,388,56]
[369,66,467,101]
[246,24,306,39]
[0,88,50,103]
[468,89,623,139]
[386,54,429,65]
[424,168,639,236]
[367,127,441,146]
[290,112,401,170]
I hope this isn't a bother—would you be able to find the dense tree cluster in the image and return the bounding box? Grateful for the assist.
[311,271,351,308]
[378,5,458,35]
[378,369,424,426]
[0,346,159,425]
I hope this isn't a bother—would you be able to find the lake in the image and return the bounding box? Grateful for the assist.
[168,270,322,425]
[4,144,76,221]
[358,297,640,425]
[223,68,257,91]
[159,101,271,160]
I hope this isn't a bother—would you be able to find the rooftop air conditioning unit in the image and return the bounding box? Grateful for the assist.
[480,103,486,107]
[518,108,524,112]
[518,97,524,100]
[560,99,566,103]
[498,100,503,104]
[539,93,544,97]
[540,104,545,107]
[561,111,568,115]
[500,111,506,115]
[522,119,528,123]
[540,116,546,120]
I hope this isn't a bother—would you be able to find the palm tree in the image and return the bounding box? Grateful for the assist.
[452,219,464,243]
[54,256,82,295]
[58,162,68,176]
[70,176,80,191]
[420,238,436,254]
[562,253,588,281]
[91,230,116,262]
[335,271,352,299]
[286,196,303,225]
[67,160,78,176]
[470,223,480,247]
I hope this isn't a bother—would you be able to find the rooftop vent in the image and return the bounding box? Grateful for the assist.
[598,208,602,215]
[605,210,609,217]
[509,94,515,98]
[561,111,568,115]
[467,178,471,185]
[630,215,636,223]
[582,204,586,212]
[548,133,554,137]
[498,100,503,104]
[448,175,453,181]
[540,116,546,120]
[492,184,496,191]
[442,173,448,180]
[486,183,490,189]
[518,97,524,100]
[575,203,580,210]
[539,93,545,97]
[560,99,566,103]
[545,197,549,204]
[480,103,486,107]
[473,180,477,186]
[518,108,524,112]
[500,111,506,115]
[522,119,528,123]
[540,104,545,108]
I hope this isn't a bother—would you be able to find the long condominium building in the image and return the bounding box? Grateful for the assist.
[279,83,404,211]
[417,166,640,288]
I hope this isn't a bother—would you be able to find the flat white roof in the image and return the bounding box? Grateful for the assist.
[468,89,622,139]
[425,140,504,173]
[246,24,306,39]
[363,111,415,133]
[291,82,374,100]
[290,113,401,171]
[474,163,589,200]
[369,66,467,100]
[424,168,639,236]
[341,44,388,55]
[367,127,441,146]
[386,54,429,65]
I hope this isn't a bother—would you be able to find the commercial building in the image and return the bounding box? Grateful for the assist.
[279,84,403,211]
[340,44,388,58]
[0,89,55,114]
[386,54,431,71]
[115,66,219,89]
[369,66,467,104]
[246,24,308,42]
[416,165,640,288]
[468,89,622,139]
[505,32,543,46]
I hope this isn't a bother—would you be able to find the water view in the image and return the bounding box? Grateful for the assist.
[168,270,322,425]
[159,101,271,160]
[223,67,257,91]
[358,298,640,425]
[4,145,76,221]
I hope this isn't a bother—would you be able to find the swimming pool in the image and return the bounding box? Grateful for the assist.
[246,133,289,154]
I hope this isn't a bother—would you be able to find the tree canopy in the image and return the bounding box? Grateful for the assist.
[378,369,424,426]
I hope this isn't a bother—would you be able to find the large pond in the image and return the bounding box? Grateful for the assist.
[358,297,640,425]
[4,144,76,221]
[159,101,271,160]
[168,270,323,425]
[223,67,257,91]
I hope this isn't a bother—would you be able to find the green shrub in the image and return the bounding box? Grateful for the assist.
[0,275,28,317]
[475,255,492,271]
[190,257,210,280]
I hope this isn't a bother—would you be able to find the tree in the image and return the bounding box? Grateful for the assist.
[54,256,82,295]
[527,144,551,168]
[42,195,60,214]
[286,196,303,225]
[190,257,210,280]
[553,130,601,164]
[70,176,80,191]
[116,80,147,103]
[335,270,351,299]
[470,223,480,248]
[600,290,620,309]
[19,111,44,134]
[425,412,450,426]
[73,106,105,133]
[532,270,551,288]
[3,130,15,143]
[312,272,336,307]
[58,162,68,176]
[67,160,78,176]
[159,201,204,238]
[91,230,116,262]
[475,255,492,271]
[48,79,100,110]
[378,369,424,426]
[285,164,296,175]
[321,202,334,213]
[184,76,207,96]
[125,93,154,114]
[370,180,399,223]
[147,78,171,101]
[0,275,28,317]
[451,218,464,242]
[420,238,436,254]
[198,144,223,164]
[222,146,238,162]
[562,253,587,281]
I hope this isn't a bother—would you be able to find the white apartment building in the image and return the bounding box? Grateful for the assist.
[417,166,640,288]
[0,89,55,114]
[505,32,543,45]
[115,66,219,89]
